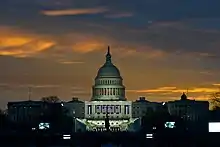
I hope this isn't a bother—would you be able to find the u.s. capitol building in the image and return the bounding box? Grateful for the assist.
[73,46,140,132]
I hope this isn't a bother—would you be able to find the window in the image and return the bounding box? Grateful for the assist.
[87,105,92,114]
[124,105,130,114]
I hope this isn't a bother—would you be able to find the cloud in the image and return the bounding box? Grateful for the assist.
[41,7,108,16]
[0,83,61,89]
[212,83,220,87]
[72,40,107,53]
[104,12,134,18]
[0,26,55,57]
[131,86,218,93]
[126,85,220,101]
[59,61,84,64]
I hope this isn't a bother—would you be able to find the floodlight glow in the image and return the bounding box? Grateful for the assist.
[63,134,71,139]
[146,133,153,139]
[63,136,71,139]
[165,122,175,128]
[209,122,220,132]
[39,123,50,130]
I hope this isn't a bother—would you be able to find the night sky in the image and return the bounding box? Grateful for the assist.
[0,0,220,108]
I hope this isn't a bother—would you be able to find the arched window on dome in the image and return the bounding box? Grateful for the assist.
[104,88,106,95]
[113,88,115,95]
[110,88,112,95]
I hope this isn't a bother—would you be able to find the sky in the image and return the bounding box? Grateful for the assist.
[1,0,220,108]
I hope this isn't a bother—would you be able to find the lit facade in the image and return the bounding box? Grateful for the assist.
[77,46,140,132]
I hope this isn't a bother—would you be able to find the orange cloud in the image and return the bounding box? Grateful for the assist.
[41,7,108,16]
[112,45,167,59]
[127,86,216,101]
[72,40,106,53]
[212,83,220,86]
[58,60,84,64]
[133,87,218,93]
[0,37,32,47]
[0,27,55,57]
[0,40,55,57]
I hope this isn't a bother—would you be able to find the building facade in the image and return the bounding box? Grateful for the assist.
[77,47,139,132]
[64,97,85,119]
[7,100,45,124]
[166,93,209,122]
[132,97,162,118]
[7,100,63,126]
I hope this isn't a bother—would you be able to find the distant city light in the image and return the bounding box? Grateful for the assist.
[209,122,220,132]
[39,123,50,130]
[63,134,71,140]
[146,133,153,139]
[165,122,175,128]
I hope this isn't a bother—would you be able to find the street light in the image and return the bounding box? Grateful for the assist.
[73,110,76,133]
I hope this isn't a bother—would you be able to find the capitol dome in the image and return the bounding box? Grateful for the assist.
[92,46,126,101]
[96,49,121,78]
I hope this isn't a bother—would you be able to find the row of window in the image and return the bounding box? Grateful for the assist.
[93,88,125,96]
[96,80,122,85]
[95,105,121,113]
[87,105,130,114]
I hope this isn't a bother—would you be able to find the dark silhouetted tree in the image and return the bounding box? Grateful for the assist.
[41,96,60,103]
[210,92,220,110]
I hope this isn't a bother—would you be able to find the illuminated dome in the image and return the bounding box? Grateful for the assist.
[92,46,126,101]
[96,47,121,78]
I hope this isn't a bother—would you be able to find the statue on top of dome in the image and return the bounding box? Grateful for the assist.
[105,46,112,64]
